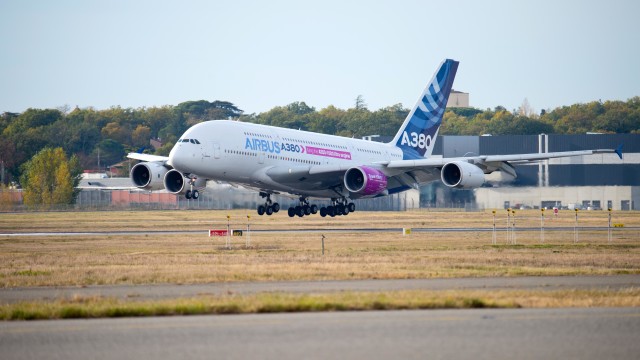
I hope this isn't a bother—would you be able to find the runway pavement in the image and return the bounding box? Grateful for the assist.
[1,308,638,360]
[1,275,638,304]
[2,226,638,237]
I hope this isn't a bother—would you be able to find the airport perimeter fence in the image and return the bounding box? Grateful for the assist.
[1,188,435,212]
[484,208,639,245]
[204,210,639,250]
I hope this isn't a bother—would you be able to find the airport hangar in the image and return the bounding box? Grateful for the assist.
[425,133,640,211]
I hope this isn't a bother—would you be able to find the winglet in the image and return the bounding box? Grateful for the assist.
[615,144,623,160]
[136,146,146,154]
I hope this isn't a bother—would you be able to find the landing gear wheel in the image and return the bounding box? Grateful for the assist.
[327,206,336,217]
[185,190,192,199]
[266,205,274,216]
[348,202,355,212]
[272,203,280,213]
[303,205,311,216]
[343,206,350,216]
[310,204,318,214]
[320,207,327,217]
[288,207,295,217]
[337,204,345,216]
[257,205,266,216]
[192,190,199,200]
[296,206,305,217]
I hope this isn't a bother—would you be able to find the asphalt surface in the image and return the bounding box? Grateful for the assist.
[1,308,638,360]
[1,275,639,304]
[2,226,638,237]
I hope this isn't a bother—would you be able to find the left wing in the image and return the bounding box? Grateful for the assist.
[383,147,623,176]
[127,153,170,163]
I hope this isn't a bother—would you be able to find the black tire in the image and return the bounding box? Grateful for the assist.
[296,206,305,217]
[320,207,327,217]
[303,205,311,216]
[337,204,345,215]
[257,205,265,216]
[185,190,192,199]
[273,203,280,213]
[288,207,295,217]
[343,206,350,216]
[265,205,274,216]
[348,202,355,212]
[327,206,335,217]
[310,204,318,214]
[192,190,199,199]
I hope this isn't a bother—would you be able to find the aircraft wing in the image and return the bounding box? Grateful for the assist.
[127,152,170,163]
[382,146,623,178]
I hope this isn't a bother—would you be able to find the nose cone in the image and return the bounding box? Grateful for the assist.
[167,143,185,169]
[168,142,199,174]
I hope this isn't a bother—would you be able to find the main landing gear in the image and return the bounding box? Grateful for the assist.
[319,198,356,218]
[257,192,280,216]
[287,197,319,218]
[286,197,356,218]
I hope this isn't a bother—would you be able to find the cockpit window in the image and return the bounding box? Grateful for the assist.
[194,139,201,144]
[179,138,200,144]
[190,139,196,144]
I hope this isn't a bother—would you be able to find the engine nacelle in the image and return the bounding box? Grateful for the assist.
[163,169,206,194]
[130,162,169,191]
[344,166,388,196]
[441,161,486,189]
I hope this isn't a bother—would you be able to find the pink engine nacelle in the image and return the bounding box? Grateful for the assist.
[344,166,388,197]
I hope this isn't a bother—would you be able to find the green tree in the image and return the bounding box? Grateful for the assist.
[91,139,125,169]
[132,125,151,148]
[20,147,81,209]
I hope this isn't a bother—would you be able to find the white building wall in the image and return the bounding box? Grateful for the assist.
[475,186,638,210]
[447,91,469,108]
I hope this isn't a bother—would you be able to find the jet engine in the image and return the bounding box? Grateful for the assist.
[344,166,388,196]
[441,161,486,189]
[130,162,169,191]
[164,169,207,195]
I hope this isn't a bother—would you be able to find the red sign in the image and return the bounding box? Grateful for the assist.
[209,229,228,237]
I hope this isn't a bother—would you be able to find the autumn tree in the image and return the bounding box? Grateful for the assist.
[20,147,82,209]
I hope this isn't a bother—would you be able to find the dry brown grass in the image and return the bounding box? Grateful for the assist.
[0,210,638,287]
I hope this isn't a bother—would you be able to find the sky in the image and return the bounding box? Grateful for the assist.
[1,0,639,115]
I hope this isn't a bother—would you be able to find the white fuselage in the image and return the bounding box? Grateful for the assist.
[167,120,414,198]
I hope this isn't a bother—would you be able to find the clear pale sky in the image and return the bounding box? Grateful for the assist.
[1,0,639,115]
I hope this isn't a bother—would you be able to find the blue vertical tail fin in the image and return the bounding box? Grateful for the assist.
[390,59,459,159]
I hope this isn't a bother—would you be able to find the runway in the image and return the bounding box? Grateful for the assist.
[1,308,638,360]
[1,226,637,237]
[1,275,638,304]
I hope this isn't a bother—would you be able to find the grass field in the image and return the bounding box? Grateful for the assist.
[1,209,638,287]
[0,209,638,319]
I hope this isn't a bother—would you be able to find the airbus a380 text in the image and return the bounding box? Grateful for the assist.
[128,59,622,218]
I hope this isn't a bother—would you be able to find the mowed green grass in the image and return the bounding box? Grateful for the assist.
[3,288,640,321]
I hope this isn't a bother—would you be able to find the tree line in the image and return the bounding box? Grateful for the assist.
[1,96,639,187]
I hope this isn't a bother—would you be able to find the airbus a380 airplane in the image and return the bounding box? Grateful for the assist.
[128,59,622,218]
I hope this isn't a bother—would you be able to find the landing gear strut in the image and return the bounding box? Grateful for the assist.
[257,192,280,216]
[288,197,318,218]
